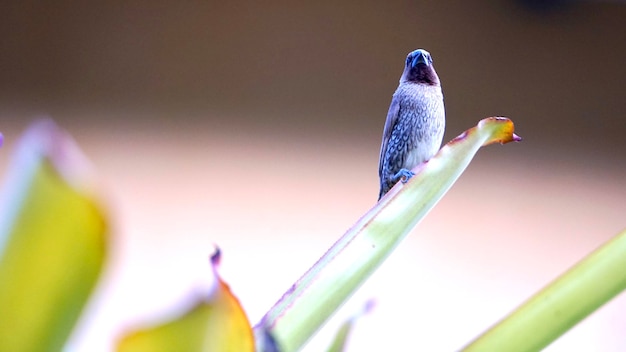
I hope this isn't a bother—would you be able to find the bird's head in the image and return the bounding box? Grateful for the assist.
[401,49,439,86]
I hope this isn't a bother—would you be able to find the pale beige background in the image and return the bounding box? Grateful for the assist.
[1,1,625,351]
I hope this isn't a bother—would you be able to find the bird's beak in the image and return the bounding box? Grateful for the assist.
[412,52,430,68]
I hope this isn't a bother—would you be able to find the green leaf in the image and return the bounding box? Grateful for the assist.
[462,228,626,351]
[117,249,255,352]
[325,300,375,352]
[0,120,107,351]
[255,117,521,351]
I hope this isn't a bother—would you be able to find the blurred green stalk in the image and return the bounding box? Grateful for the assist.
[463,228,626,352]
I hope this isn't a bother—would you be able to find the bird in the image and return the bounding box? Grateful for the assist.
[378,49,445,200]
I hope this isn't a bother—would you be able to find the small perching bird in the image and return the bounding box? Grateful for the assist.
[378,49,445,200]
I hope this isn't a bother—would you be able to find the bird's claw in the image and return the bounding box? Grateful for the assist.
[393,169,415,184]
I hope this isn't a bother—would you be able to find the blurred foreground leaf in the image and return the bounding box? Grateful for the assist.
[0,120,107,351]
[255,117,521,351]
[463,228,626,351]
[325,300,375,352]
[117,249,254,352]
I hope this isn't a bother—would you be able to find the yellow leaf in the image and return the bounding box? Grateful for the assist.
[117,249,254,352]
[0,120,107,351]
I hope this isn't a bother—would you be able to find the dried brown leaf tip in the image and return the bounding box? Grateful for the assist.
[481,117,523,146]
[449,117,522,146]
[210,246,222,267]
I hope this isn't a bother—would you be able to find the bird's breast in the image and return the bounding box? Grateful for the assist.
[394,84,445,169]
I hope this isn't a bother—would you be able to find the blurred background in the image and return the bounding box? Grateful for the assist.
[1,0,625,350]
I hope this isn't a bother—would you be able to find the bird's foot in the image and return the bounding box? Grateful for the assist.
[392,169,415,184]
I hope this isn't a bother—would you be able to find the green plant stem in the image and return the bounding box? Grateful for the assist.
[255,118,520,351]
[463,228,626,352]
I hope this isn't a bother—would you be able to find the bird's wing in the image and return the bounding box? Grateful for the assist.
[378,95,401,178]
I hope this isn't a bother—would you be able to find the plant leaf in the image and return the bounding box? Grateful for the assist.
[255,117,521,351]
[462,228,626,351]
[117,249,255,352]
[325,300,375,352]
[0,120,107,351]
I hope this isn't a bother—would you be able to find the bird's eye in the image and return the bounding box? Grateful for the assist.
[405,55,412,66]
